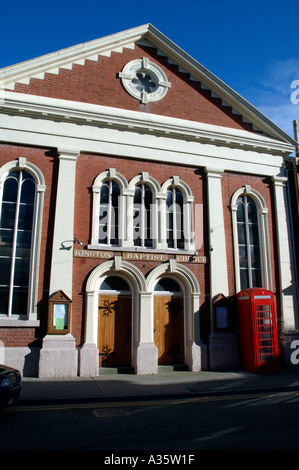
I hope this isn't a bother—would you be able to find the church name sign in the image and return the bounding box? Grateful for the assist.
[74,249,206,264]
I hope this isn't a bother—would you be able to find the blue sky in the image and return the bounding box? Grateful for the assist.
[1,0,299,140]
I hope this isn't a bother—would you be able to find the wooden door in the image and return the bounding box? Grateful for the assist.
[154,295,184,365]
[98,294,131,367]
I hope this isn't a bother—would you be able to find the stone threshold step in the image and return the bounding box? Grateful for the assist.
[98,364,189,375]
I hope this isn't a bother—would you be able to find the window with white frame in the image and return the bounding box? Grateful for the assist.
[161,176,195,252]
[91,169,128,247]
[133,183,153,248]
[231,186,272,292]
[0,160,45,318]
[90,170,195,253]
[99,179,120,246]
[166,186,185,249]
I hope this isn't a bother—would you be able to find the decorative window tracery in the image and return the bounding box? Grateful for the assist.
[90,170,195,253]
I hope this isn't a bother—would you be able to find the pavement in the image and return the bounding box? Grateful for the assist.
[18,366,299,405]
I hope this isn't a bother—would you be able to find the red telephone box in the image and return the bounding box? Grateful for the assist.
[237,288,279,373]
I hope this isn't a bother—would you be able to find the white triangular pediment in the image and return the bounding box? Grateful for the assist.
[0,23,296,146]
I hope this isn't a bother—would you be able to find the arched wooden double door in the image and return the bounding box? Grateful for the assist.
[98,276,131,368]
[154,278,184,365]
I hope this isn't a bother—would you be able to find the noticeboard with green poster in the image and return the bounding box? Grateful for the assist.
[48,290,72,334]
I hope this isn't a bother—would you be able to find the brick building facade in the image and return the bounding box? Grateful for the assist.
[0,24,298,377]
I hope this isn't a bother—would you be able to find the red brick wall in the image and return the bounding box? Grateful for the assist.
[71,153,208,345]
[11,44,255,132]
[0,145,280,348]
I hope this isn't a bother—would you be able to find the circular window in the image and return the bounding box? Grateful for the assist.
[119,58,171,104]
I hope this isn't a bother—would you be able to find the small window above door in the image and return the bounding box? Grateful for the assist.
[154,278,182,293]
[99,276,130,291]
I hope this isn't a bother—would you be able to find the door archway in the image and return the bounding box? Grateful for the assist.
[145,260,207,372]
[154,278,184,365]
[98,276,131,368]
[79,257,146,377]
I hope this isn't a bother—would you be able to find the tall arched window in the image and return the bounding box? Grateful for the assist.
[99,180,120,246]
[0,170,36,316]
[90,169,128,248]
[133,183,153,247]
[161,177,195,252]
[231,186,272,292]
[166,187,185,249]
[236,195,262,290]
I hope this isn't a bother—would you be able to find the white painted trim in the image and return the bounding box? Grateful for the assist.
[0,91,294,156]
[146,261,201,351]
[272,176,299,329]
[49,148,79,297]
[230,185,272,293]
[204,167,229,333]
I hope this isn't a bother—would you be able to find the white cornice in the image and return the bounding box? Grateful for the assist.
[0,23,296,147]
[0,91,294,156]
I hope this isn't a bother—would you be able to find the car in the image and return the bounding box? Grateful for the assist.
[0,365,22,407]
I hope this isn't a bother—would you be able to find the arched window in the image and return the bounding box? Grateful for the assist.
[133,183,153,248]
[90,169,128,247]
[166,187,184,249]
[99,180,120,246]
[161,177,195,251]
[0,159,45,319]
[231,186,272,292]
[0,169,39,316]
[236,195,262,290]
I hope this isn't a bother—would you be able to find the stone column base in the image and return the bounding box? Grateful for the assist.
[209,333,239,370]
[186,341,208,371]
[38,334,78,378]
[79,343,99,376]
[133,342,158,375]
